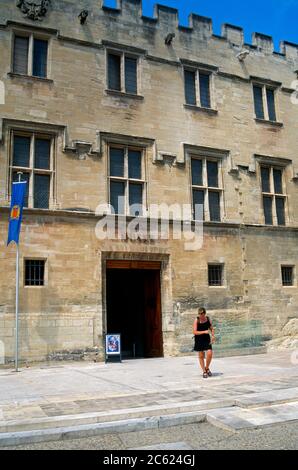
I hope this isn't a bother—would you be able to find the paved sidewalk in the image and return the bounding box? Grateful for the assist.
[0,351,297,446]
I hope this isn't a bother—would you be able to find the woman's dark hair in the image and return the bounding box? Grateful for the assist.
[198,307,206,315]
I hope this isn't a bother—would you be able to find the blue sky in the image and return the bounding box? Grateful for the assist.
[103,0,298,51]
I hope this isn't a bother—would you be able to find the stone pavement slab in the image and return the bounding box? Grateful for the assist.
[207,401,298,431]
[0,351,297,445]
[235,387,298,408]
[130,441,194,450]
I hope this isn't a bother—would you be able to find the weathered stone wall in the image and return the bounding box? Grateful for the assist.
[0,0,297,363]
[1,212,297,363]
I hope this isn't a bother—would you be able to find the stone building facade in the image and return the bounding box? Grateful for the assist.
[0,0,298,364]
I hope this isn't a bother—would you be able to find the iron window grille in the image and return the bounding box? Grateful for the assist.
[10,131,54,209]
[260,166,286,226]
[191,157,222,221]
[184,69,212,108]
[25,259,46,286]
[253,84,277,122]
[13,33,48,78]
[208,264,223,286]
[107,51,138,95]
[281,266,294,286]
[108,145,145,216]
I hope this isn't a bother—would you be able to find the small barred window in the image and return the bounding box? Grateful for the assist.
[25,260,45,286]
[281,266,294,287]
[208,264,223,286]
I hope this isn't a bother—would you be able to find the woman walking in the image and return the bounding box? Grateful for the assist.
[193,307,215,378]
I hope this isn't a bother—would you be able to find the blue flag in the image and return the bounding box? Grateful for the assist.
[7,181,27,246]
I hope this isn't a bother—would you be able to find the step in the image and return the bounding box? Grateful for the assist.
[0,411,208,447]
[235,387,298,409]
[207,401,298,431]
[0,397,234,434]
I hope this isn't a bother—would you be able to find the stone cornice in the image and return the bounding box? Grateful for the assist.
[1,207,298,232]
[6,20,57,35]
[102,40,147,55]
[180,58,218,72]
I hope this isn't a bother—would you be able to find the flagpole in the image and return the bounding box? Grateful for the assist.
[15,171,23,373]
[15,243,20,372]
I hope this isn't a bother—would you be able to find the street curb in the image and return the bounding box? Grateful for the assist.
[0,411,207,447]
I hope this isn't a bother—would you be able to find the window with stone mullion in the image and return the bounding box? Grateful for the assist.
[191,157,221,222]
[261,166,286,226]
[13,34,48,78]
[109,147,143,215]
[11,133,52,209]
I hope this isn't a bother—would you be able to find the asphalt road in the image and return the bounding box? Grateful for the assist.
[1,421,297,450]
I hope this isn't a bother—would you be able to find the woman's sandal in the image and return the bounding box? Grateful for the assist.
[205,368,212,377]
[203,371,208,378]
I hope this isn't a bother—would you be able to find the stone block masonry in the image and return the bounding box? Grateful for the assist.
[0,0,297,364]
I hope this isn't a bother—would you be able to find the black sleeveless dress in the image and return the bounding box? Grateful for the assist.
[194,317,212,352]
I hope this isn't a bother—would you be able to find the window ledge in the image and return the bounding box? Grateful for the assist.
[184,104,218,115]
[24,286,46,289]
[254,118,283,127]
[208,285,227,289]
[8,72,53,84]
[105,89,144,100]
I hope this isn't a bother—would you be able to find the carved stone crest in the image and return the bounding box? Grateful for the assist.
[16,0,51,21]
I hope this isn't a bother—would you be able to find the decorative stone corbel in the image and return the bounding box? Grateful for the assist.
[228,167,240,176]
[64,140,101,160]
[156,152,177,166]
[16,0,51,21]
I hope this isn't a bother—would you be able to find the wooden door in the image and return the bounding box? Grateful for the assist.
[144,270,163,357]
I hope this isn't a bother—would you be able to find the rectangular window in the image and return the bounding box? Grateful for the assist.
[281,266,294,286]
[129,183,143,216]
[260,166,286,226]
[13,135,31,167]
[34,138,51,170]
[273,169,283,194]
[34,174,50,209]
[13,36,29,75]
[263,196,273,225]
[253,85,265,119]
[261,167,270,193]
[208,264,223,286]
[108,53,121,91]
[110,180,125,214]
[193,189,205,221]
[125,57,137,94]
[276,197,285,226]
[253,84,277,122]
[266,89,276,122]
[32,38,48,78]
[11,132,53,209]
[109,146,145,215]
[184,69,212,108]
[25,259,45,286]
[191,157,222,221]
[208,191,221,222]
[191,159,203,186]
[108,52,138,94]
[199,72,211,108]
[128,150,142,180]
[13,34,48,78]
[185,70,196,105]
[110,147,125,177]
[207,161,218,188]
